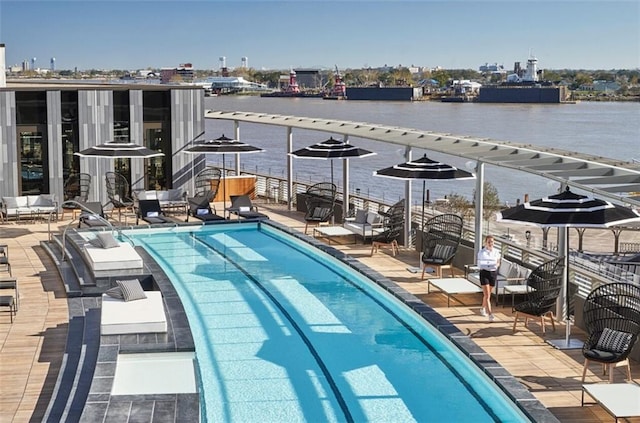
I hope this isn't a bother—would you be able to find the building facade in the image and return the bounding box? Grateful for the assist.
[0,81,205,205]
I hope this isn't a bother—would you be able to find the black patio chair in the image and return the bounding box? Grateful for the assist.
[187,197,225,222]
[60,173,91,220]
[511,257,564,334]
[105,171,135,221]
[420,214,464,279]
[194,166,222,202]
[303,182,337,234]
[136,199,172,225]
[371,199,405,256]
[0,244,11,276]
[78,201,111,228]
[581,282,640,383]
[226,195,268,220]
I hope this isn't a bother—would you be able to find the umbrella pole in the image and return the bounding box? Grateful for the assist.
[547,227,582,349]
[222,153,227,211]
[419,180,426,269]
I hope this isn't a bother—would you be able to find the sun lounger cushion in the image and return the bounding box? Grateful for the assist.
[117,279,147,302]
[101,291,167,335]
[84,242,144,272]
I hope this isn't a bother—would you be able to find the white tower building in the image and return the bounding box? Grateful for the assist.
[0,44,6,88]
[51,57,56,71]
[241,57,248,69]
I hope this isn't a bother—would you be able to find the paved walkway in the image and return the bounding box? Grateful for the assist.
[0,205,638,422]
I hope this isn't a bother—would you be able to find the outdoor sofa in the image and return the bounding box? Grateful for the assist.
[343,209,385,242]
[467,257,532,305]
[1,194,58,222]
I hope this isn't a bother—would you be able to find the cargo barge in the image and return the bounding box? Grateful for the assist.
[476,54,571,103]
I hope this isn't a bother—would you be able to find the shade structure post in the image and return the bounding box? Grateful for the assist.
[496,187,640,350]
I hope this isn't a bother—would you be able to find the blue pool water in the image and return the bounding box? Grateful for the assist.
[127,223,530,423]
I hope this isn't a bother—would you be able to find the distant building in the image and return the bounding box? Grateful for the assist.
[204,76,269,94]
[479,62,506,74]
[293,69,324,89]
[160,63,195,84]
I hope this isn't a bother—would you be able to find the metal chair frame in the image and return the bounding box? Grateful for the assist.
[420,214,464,279]
[581,282,640,382]
[511,257,565,334]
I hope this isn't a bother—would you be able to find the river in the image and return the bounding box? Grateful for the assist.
[203,96,639,206]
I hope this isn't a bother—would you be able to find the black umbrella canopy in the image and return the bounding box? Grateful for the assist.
[496,187,640,228]
[289,137,376,160]
[75,142,164,158]
[184,134,264,154]
[374,154,474,181]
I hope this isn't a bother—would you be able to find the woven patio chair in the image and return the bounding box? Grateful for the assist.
[61,173,91,220]
[194,166,222,202]
[105,171,135,221]
[581,282,640,383]
[303,182,337,234]
[420,214,464,279]
[371,199,405,256]
[511,257,564,334]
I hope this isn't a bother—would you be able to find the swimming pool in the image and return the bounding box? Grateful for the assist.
[127,222,531,422]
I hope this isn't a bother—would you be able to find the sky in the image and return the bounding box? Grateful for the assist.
[1,0,638,72]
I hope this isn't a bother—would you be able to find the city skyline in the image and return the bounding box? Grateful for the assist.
[1,0,639,72]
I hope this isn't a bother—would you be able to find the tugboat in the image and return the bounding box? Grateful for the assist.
[323,66,347,100]
[261,69,322,98]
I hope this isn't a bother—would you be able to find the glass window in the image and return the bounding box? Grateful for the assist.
[16,92,48,194]
[61,91,80,183]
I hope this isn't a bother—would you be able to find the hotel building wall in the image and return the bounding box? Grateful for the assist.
[0,84,205,205]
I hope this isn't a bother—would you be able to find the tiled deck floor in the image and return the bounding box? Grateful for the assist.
[0,203,638,422]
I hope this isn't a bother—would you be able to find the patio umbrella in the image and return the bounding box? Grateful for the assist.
[289,136,376,218]
[374,153,475,229]
[75,142,164,159]
[183,134,264,208]
[75,141,165,203]
[496,187,640,349]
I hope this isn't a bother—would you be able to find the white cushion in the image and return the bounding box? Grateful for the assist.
[26,195,40,206]
[355,210,367,224]
[2,197,18,208]
[498,260,513,278]
[15,196,28,208]
[101,291,167,335]
[32,194,55,206]
[366,212,381,225]
[168,189,183,201]
[84,242,144,271]
[156,191,169,201]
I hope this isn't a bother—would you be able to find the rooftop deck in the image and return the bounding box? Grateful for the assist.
[0,203,638,422]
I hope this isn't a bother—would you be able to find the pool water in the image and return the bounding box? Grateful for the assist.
[128,223,530,423]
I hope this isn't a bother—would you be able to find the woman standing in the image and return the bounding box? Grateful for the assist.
[477,235,501,321]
